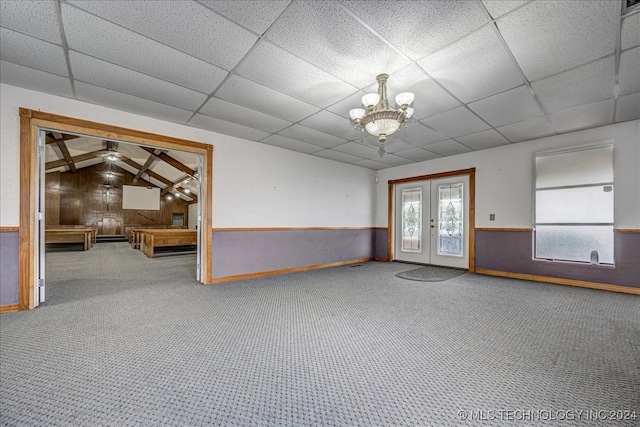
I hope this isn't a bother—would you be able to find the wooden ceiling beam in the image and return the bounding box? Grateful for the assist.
[118,155,196,202]
[45,133,80,144]
[45,150,104,170]
[133,152,160,183]
[55,140,77,173]
[141,146,196,178]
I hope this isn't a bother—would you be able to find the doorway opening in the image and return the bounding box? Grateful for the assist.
[19,109,213,310]
[388,168,476,271]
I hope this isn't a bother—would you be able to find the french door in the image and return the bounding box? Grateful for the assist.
[394,175,470,269]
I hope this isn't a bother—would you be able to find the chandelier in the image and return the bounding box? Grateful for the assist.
[349,73,414,157]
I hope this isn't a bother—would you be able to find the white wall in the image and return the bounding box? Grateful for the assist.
[376,120,640,229]
[0,84,376,228]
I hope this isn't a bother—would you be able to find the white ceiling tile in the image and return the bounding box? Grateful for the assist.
[278,125,347,148]
[200,97,291,133]
[418,25,523,103]
[200,1,291,35]
[215,75,320,122]
[68,0,257,70]
[388,64,460,120]
[497,0,618,80]
[0,0,62,44]
[455,129,511,150]
[235,40,357,107]
[468,85,544,127]
[0,61,73,98]
[392,147,441,162]
[299,110,360,140]
[496,116,556,143]
[61,4,227,94]
[380,140,416,154]
[326,90,369,117]
[532,57,615,113]
[312,149,364,164]
[351,159,389,170]
[375,154,415,167]
[189,114,270,141]
[615,92,640,122]
[332,142,379,159]
[396,122,450,146]
[549,99,614,133]
[75,82,193,124]
[422,140,473,157]
[481,1,529,19]
[261,134,324,154]
[342,1,487,61]
[265,1,411,87]
[621,12,640,50]
[70,52,207,111]
[420,107,490,138]
[619,47,640,96]
[0,28,68,77]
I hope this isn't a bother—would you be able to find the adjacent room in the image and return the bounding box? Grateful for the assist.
[1,1,638,425]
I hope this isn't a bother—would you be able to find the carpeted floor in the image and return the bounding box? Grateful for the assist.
[1,242,638,426]
[395,265,467,282]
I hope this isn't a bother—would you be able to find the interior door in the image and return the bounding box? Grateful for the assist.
[394,175,470,269]
[429,176,469,269]
[196,155,203,282]
[36,129,46,306]
[394,182,430,264]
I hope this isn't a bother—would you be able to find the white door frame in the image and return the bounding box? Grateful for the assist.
[388,168,476,272]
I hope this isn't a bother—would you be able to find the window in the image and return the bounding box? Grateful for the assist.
[534,144,614,264]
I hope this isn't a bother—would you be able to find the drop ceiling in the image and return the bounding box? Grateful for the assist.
[1,0,639,170]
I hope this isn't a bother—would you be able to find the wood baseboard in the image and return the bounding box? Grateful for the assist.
[475,269,640,295]
[374,257,390,262]
[207,258,373,284]
[0,304,20,314]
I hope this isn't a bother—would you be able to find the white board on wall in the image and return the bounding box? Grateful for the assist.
[122,185,160,210]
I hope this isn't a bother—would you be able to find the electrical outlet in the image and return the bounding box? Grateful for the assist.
[489,214,495,221]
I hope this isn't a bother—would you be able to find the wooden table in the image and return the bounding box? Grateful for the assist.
[45,227,96,250]
[140,229,197,258]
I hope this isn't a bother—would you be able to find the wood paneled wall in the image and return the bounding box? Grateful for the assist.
[46,163,189,234]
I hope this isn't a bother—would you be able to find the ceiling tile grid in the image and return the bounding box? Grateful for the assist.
[68,0,257,70]
[199,97,292,134]
[0,1,636,170]
[0,28,69,77]
[61,4,228,95]
[69,52,208,111]
[0,0,62,44]
[418,25,524,103]
[496,0,618,81]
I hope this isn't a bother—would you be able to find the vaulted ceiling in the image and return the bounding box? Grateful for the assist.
[44,132,200,202]
[2,1,639,170]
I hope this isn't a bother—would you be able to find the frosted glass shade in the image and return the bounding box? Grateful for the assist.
[361,93,380,108]
[365,119,400,136]
[349,108,366,120]
[395,92,415,106]
[404,107,414,118]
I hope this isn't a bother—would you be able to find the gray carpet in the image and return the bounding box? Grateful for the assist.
[1,243,639,426]
[395,264,467,282]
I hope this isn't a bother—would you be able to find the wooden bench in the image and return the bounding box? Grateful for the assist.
[45,228,95,251]
[140,229,197,258]
[130,226,186,249]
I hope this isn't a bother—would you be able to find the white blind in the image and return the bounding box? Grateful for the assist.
[535,145,613,189]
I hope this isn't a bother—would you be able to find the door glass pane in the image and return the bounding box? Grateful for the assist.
[438,183,463,257]
[535,225,614,264]
[401,188,422,252]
